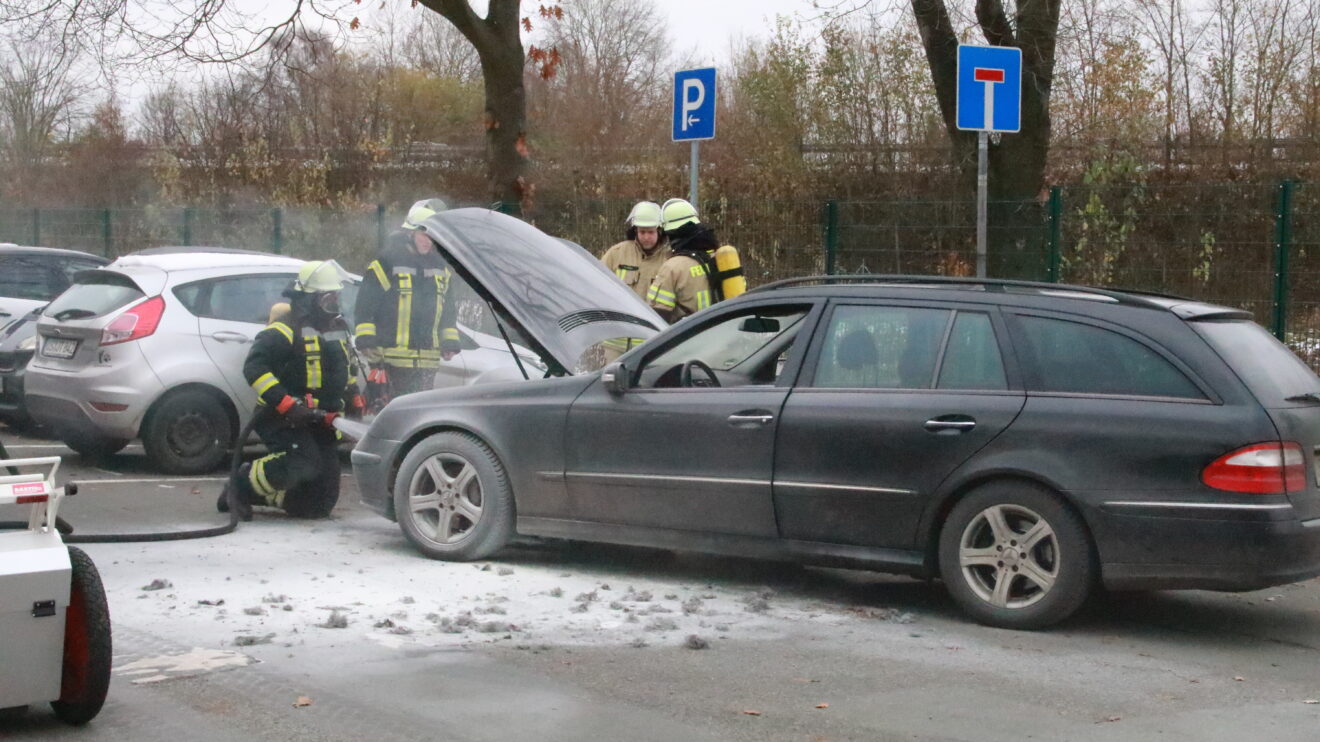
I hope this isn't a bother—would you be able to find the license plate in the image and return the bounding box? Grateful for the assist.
[42,337,79,359]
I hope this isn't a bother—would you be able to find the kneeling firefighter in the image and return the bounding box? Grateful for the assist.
[219,260,354,521]
[646,198,745,322]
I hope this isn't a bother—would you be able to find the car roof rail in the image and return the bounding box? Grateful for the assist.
[747,274,1176,310]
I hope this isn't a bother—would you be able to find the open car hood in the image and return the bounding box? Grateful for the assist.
[419,208,665,373]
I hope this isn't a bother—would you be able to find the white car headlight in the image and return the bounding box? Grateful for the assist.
[18,335,37,352]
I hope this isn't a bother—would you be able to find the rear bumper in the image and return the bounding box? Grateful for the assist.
[1093,502,1320,591]
[0,367,28,421]
[351,435,399,521]
[25,357,163,440]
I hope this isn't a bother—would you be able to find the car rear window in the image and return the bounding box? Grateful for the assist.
[1194,319,1320,405]
[43,272,144,319]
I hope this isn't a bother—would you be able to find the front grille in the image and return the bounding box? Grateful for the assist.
[558,310,658,333]
[0,352,15,373]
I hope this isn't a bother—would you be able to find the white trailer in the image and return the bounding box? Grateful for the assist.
[0,456,110,725]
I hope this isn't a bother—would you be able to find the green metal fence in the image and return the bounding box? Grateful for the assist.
[2,181,1317,363]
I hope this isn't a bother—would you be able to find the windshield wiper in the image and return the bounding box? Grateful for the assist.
[1285,391,1320,404]
[51,308,96,321]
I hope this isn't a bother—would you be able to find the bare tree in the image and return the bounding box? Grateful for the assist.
[402,9,482,83]
[1130,0,1206,161]
[0,41,87,198]
[533,0,669,156]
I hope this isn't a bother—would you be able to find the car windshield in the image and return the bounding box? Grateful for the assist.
[645,307,809,372]
[1194,319,1320,404]
[44,272,145,320]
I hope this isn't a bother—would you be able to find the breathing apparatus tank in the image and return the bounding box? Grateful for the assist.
[712,245,746,300]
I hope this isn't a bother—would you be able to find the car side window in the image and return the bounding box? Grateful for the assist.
[1014,315,1203,399]
[937,312,1007,390]
[201,275,294,324]
[811,305,950,389]
[0,257,62,301]
[637,304,812,388]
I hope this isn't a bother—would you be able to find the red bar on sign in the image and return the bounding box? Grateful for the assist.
[974,68,1005,83]
[16,495,48,504]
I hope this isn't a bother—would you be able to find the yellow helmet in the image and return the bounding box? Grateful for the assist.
[402,198,448,230]
[625,201,662,229]
[294,260,350,293]
[660,198,700,232]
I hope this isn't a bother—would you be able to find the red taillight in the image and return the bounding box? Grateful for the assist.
[1202,442,1307,494]
[100,296,165,346]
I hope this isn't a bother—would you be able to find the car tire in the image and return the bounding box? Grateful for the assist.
[49,546,112,726]
[393,432,514,561]
[61,433,128,460]
[938,481,1096,630]
[142,388,232,475]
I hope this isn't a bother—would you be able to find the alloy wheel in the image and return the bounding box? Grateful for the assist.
[957,503,1058,609]
[407,452,484,545]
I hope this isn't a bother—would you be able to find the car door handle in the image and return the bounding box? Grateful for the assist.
[728,413,775,426]
[211,331,251,344]
[924,417,976,432]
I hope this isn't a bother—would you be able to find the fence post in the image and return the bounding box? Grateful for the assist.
[375,204,385,254]
[271,208,283,255]
[182,207,193,246]
[1271,180,1295,341]
[31,208,40,246]
[1047,186,1063,283]
[823,199,839,275]
[101,209,112,257]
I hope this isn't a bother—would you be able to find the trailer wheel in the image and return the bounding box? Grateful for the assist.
[50,546,112,725]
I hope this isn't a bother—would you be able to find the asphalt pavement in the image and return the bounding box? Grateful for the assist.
[1,425,1318,742]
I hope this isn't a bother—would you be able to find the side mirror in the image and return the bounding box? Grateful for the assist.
[602,362,632,395]
[740,316,781,333]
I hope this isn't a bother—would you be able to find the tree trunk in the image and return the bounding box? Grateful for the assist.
[423,0,529,211]
[480,42,528,209]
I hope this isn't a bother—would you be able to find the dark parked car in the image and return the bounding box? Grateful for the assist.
[0,245,109,428]
[352,209,1320,629]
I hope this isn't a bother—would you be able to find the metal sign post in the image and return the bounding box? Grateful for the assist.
[673,68,717,207]
[956,45,1022,278]
[977,131,988,279]
[690,141,699,204]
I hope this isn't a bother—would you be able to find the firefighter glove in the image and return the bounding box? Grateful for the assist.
[277,396,316,427]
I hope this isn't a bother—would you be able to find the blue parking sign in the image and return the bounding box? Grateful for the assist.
[673,68,716,142]
[956,45,1022,133]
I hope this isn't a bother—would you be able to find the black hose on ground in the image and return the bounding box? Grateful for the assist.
[0,418,258,542]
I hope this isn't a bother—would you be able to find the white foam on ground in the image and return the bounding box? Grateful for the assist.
[85,505,912,655]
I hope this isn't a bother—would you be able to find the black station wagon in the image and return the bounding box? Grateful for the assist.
[353,209,1320,629]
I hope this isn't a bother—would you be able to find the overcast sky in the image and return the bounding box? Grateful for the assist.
[652,0,821,64]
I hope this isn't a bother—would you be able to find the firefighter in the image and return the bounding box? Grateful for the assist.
[353,198,462,400]
[600,201,670,359]
[646,198,744,322]
[219,260,354,520]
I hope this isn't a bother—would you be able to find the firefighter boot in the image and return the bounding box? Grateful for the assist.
[217,463,256,522]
